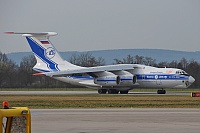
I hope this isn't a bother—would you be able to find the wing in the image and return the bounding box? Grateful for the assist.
[36,64,144,77]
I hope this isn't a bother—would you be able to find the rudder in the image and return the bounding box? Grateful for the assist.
[26,36,63,72]
[5,32,79,72]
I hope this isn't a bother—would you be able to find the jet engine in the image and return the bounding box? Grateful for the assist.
[94,75,121,86]
[119,75,137,85]
[112,70,137,85]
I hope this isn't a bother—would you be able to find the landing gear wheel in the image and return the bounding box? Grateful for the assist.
[157,89,166,94]
[98,89,107,94]
[120,90,129,94]
[108,89,119,94]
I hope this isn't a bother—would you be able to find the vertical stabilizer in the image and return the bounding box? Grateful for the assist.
[26,35,62,72]
[5,32,79,72]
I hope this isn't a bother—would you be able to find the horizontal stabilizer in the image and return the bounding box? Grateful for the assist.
[5,32,57,37]
[33,73,45,76]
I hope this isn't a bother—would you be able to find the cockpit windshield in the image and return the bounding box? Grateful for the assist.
[176,70,189,76]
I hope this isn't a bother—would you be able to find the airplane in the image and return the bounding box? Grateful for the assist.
[5,32,195,94]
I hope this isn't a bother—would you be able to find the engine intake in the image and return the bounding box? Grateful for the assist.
[119,75,137,85]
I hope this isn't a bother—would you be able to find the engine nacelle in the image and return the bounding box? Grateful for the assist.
[94,76,121,86]
[112,70,137,85]
[120,75,137,85]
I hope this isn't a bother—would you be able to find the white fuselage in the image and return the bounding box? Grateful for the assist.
[8,32,194,93]
[53,66,194,91]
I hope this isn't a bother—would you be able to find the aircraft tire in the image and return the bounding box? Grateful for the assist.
[163,90,166,94]
[98,89,107,94]
[157,89,166,94]
[120,90,129,94]
[108,89,119,94]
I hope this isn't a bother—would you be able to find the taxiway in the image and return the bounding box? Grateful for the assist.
[31,108,200,133]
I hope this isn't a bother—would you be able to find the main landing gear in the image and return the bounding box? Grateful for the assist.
[157,89,166,94]
[108,89,119,94]
[98,89,129,94]
[98,89,107,94]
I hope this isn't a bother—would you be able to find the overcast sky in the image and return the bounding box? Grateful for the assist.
[0,0,200,53]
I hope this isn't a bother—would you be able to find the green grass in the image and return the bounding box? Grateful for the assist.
[1,94,200,108]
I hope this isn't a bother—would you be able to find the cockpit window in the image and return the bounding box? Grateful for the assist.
[176,70,189,76]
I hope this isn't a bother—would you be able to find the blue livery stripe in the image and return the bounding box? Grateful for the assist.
[66,74,188,82]
[97,80,116,82]
[26,37,59,71]
[121,79,132,81]
[33,68,50,73]
[68,76,93,80]
[136,74,189,80]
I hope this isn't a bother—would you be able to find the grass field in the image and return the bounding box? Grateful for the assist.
[1,94,200,108]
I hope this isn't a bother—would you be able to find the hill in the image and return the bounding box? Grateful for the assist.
[7,49,200,65]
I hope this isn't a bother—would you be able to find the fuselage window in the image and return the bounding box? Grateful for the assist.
[176,70,189,76]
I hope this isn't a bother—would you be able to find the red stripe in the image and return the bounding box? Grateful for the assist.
[33,73,45,76]
[41,41,50,44]
[4,32,15,34]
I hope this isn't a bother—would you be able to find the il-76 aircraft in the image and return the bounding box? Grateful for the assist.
[6,32,195,94]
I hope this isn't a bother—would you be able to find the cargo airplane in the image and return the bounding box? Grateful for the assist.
[6,32,195,94]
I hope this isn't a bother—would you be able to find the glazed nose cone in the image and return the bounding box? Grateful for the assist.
[189,76,195,84]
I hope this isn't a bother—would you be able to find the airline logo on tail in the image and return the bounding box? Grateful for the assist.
[41,40,56,59]
[5,32,78,73]
[26,37,59,71]
[46,47,56,59]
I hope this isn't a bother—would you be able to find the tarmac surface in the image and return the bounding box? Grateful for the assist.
[2,91,199,132]
[31,108,200,133]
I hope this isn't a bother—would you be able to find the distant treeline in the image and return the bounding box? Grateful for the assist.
[0,51,199,88]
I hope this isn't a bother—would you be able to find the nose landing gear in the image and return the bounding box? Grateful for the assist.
[157,89,166,94]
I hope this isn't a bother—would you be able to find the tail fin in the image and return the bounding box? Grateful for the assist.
[5,32,79,72]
